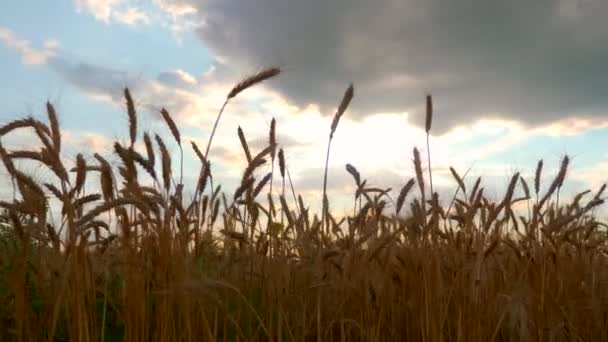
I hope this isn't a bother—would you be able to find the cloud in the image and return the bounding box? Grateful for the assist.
[153,0,197,17]
[64,131,114,154]
[0,26,59,65]
[531,117,608,137]
[112,6,150,25]
[248,134,301,151]
[157,69,198,88]
[46,55,299,130]
[570,160,608,195]
[40,43,608,214]
[48,56,603,171]
[73,0,201,34]
[174,0,608,133]
[74,0,149,25]
[47,58,216,127]
[50,59,135,99]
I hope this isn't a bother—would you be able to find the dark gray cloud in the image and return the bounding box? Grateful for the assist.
[50,58,135,99]
[188,0,608,132]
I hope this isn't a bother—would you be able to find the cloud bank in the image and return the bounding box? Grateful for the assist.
[176,0,608,132]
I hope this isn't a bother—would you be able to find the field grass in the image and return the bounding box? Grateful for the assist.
[1,68,608,341]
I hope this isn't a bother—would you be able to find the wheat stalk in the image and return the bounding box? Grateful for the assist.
[200,67,281,229]
[323,84,354,234]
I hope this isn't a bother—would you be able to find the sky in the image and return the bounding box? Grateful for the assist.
[1,0,608,216]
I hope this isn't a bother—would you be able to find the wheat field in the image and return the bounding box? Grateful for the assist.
[1,68,607,341]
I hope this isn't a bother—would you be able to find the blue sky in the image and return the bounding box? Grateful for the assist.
[1,0,608,215]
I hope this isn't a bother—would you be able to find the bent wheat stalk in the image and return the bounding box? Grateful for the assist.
[197,67,281,209]
[322,84,354,235]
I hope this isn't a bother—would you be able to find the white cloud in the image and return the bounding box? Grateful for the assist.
[0,26,58,65]
[64,131,114,154]
[44,40,61,50]
[153,0,196,17]
[531,117,608,137]
[157,69,198,88]
[113,7,150,25]
[72,0,201,34]
[74,0,149,25]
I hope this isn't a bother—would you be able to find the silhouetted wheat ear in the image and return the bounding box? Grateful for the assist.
[253,173,272,199]
[425,94,433,133]
[198,160,211,194]
[237,126,252,164]
[330,84,354,138]
[191,141,205,164]
[131,149,156,180]
[469,176,482,203]
[424,94,434,196]
[74,154,87,193]
[114,142,137,182]
[234,176,255,201]
[269,117,277,159]
[143,133,155,168]
[192,140,211,196]
[449,167,466,193]
[155,134,172,191]
[503,172,520,207]
[519,176,530,199]
[46,101,61,153]
[278,148,285,178]
[594,184,607,202]
[160,108,181,146]
[396,178,416,214]
[227,67,281,99]
[345,163,361,186]
[534,159,543,195]
[538,156,569,208]
[94,153,114,201]
[556,155,569,189]
[413,147,424,197]
[124,88,137,146]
